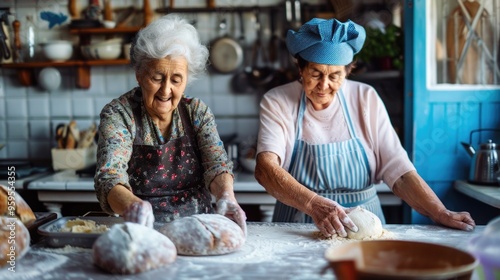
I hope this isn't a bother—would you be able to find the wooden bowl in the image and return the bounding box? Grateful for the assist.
[324,240,478,280]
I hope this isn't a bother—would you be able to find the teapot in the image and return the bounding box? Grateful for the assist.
[461,129,500,185]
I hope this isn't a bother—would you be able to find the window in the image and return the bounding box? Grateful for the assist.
[431,0,499,86]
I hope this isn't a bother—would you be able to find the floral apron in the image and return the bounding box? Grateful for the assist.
[272,90,386,224]
[127,99,213,223]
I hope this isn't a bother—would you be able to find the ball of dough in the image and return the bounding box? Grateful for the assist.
[92,222,176,274]
[159,214,246,256]
[0,217,30,268]
[346,207,383,240]
[0,185,36,226]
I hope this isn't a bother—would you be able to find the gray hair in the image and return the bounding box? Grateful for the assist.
[130,14,209,84]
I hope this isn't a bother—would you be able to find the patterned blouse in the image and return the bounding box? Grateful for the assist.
[94,87,233,214]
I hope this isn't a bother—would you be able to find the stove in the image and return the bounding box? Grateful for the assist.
[0,160,52,190]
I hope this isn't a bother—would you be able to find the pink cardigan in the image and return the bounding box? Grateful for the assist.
[257,80,415,189]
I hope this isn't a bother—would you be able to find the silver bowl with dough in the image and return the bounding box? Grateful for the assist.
[324,240,478,280]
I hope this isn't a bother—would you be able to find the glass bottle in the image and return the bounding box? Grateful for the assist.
[24,15,37,61]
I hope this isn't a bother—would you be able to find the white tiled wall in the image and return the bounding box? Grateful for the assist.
[0,0,323,160]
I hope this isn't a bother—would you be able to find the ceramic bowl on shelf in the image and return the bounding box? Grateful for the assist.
[102,20,116,29]
[41,40,73,62]
[81,38,122,60]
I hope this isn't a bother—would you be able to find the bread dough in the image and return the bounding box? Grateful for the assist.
[0,217,30,267]
[0,185,36,226]
[346,207,383,240]
[159,214,246,256]
[92,222,176,274]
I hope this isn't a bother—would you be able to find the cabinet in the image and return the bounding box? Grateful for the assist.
[0,26,139,89]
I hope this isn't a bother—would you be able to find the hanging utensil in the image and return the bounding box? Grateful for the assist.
[231,11,253,93]
[210,14,244,74]
[247,10,275,91]
[268,9,279,63]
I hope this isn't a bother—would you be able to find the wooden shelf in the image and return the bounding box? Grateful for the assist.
[1,59,131,89]
[155,6,278,14]
[0,25,139,89]
[69,26,141,35]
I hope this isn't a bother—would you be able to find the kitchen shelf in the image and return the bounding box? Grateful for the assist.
[155,3,325,15]
[155,6,278,14]
[0,27,139,89]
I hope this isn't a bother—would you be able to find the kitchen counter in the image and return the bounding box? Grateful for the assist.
[0,223,484,280]
[454,180,500,209]
[26,170,399,217]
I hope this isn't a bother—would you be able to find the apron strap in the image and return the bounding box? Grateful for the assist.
[131,89,146,145]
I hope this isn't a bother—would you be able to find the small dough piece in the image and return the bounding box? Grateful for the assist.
[92,222,176,274]
[0,217,30,267]
[159,214,246,256]
[346,207,383,240]
[0,185,36,226]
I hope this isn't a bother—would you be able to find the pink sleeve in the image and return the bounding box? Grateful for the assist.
[256,83,301,170]
[361,85,415,188]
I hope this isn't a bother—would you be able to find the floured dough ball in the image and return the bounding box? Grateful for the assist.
[0,185,36,226]
[92,222,176,274]
[0,217,30,267]
[159,214,246,256]
[346,207,383,240]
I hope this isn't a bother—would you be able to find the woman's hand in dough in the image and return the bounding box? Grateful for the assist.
[216,194,247,237]
[123,201,155,228]
[308,195,358,238]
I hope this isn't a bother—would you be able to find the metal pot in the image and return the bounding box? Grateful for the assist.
[210,16,244,74]
[461,129,500,185]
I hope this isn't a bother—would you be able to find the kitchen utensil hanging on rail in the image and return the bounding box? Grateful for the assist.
[246,9,275,92]
[231,11,254,94]
[210,13,244,74]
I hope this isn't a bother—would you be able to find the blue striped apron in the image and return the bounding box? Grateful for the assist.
[272,90,386,224]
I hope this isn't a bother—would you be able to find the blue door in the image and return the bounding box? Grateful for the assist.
[404,0,500,224]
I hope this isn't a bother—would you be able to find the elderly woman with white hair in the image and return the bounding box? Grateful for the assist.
[94,15,246,233]
[255,18,475,238]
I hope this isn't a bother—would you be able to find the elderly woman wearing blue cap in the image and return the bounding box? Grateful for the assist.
[254,18,475,237]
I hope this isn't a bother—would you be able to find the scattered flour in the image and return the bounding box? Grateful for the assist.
[178,223,395,265]
[314,228,396,247]
[40,245,92,254]
[0,250,68,280]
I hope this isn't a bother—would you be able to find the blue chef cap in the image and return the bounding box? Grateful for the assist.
[286,18,366,65]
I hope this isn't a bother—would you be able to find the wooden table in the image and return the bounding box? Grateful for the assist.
[0,223,485,280]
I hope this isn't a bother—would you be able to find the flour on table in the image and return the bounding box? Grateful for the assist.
[0,250,68,280]
[314,228,396,247]
[40,245,92,254]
